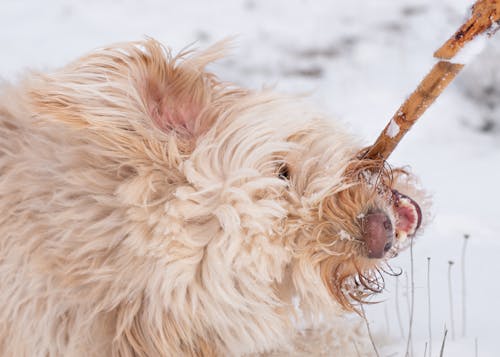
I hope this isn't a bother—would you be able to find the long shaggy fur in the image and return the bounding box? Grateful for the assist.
[0,39,428,356]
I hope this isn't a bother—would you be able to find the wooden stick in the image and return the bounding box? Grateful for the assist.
[435,0,500,60]
[362,0,500,162]
[362,61,462,161]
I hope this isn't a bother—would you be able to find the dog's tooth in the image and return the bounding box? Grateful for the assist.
[397,230,408,243]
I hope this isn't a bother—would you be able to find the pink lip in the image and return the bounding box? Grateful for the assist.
[392,190,422,237]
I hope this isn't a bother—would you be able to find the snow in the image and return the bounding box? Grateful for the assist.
[386,119,401,138]
[1,0,499,356]
[339,230,353,241]
[450,33,488,65]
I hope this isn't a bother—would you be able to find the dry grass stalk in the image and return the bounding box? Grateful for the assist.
[395,274,405,339]
[461,234,470,338]
[384,305,390,337]
[405,272,410,318]
[405,240,415,357]
[439,327,448,357]
[353,340,362,357]
[360,304,380,357]
[426,257,433,357]
[361,0,500,163]
[448,261,456,341]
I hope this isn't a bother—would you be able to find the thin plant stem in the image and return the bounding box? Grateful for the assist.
[475,337,478,357]
[395,275,405,339]
[423,342,428,357]
[353,340,361,357]
[439,327,448,357]
[360,304,380,357]
[448,261,455,341]
[405,239,415,357]
[384,304,390,337]
[427,257,432,357]
[461,234,470,338]
[405,271,411,317]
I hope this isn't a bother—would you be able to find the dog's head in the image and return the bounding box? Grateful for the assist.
[25,39,429,326]
[297,161,427,311]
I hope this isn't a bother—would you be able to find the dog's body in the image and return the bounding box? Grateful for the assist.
[0,40,426,356]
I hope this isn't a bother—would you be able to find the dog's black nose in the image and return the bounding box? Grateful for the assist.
[362,211,394,259]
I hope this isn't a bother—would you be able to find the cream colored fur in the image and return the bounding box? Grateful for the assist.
[0,39,427,356]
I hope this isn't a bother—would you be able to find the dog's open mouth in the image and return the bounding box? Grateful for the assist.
[361,190,422,259]
[392,189,422,242]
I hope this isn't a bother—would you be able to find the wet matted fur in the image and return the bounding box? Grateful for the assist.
[0,39,428,356]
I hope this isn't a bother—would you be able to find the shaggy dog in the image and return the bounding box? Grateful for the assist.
[0,39,427,356]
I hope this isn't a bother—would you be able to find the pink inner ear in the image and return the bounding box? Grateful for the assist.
[145,80,202,137]
[157,101,200,134]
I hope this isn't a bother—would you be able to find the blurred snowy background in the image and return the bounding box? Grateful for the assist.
[1,0,499,356]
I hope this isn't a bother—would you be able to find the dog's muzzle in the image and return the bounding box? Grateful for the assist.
[362,211,394,259]
[362,190,422,259]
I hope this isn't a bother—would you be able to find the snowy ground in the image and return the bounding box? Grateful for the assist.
[1,0,499,356]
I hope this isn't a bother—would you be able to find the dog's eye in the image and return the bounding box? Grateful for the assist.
[278,164,290,180]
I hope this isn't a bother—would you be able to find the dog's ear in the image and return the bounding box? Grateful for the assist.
[25,39,231,139]
[136,40,230,138]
